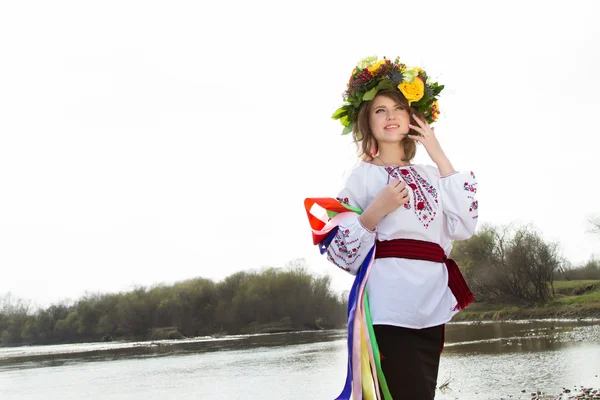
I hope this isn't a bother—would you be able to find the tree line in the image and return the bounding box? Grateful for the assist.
[2,220,598,347]
[0,262,347,347]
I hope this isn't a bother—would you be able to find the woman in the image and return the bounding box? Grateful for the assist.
[308,56,478,399]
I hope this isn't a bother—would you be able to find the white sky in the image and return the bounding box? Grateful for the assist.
[1,0,599,308]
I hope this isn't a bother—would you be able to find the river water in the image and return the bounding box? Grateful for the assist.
[1,320,599,399]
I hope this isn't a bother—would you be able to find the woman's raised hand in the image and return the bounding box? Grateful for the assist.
[409,114,445,164]
[359,180,410,231]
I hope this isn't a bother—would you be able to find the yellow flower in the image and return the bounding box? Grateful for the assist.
[398,77,425,104]
[367,60,386,74]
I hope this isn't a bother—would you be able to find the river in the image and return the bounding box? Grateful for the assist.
[1,319,599,399]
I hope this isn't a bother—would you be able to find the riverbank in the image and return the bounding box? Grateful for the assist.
[2,323,599,399]
[452,280,600,322]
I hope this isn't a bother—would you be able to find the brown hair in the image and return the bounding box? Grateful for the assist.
[353,89,425,163]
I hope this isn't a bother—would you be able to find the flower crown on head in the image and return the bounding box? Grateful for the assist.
[332,56,444,139]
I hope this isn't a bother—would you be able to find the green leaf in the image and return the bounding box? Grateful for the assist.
[430,83,444,96]
[413,97,427,107]
[331,106,348,120]
[363,86,379,101]
[340,115,349,127]
[342,123,353,135]
[377,79,395,90]
[350,96,362,108]
[347,107,356,120]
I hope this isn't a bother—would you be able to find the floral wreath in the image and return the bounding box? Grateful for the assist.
[331,56,444,139]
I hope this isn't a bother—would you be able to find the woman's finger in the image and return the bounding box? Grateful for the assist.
[411,134,424,143]
[410,128,428,139]
[408,124,425,134]
[412,114,428,128]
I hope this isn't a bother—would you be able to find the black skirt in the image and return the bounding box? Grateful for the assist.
[374,324,445,400]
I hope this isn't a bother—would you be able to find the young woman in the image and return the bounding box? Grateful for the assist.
[312,56,479,399]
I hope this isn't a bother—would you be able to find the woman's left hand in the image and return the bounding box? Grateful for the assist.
[408,114,446,164]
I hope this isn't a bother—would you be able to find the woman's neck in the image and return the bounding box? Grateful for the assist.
[375,144,409,166]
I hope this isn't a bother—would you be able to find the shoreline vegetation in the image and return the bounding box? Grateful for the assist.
[453,280,600,322]
[1,275,599,347]
[1,263,348,347]
[3,223,599,347]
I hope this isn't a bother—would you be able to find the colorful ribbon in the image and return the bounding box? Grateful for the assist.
[304,198,392,400]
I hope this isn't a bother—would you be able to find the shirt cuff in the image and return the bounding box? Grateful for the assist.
[357,215,377,234]
[440,171,459,178]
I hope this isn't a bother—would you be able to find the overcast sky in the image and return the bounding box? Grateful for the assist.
[1,0,599,308]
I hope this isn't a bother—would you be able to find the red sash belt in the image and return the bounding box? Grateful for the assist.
[375,238,475,311]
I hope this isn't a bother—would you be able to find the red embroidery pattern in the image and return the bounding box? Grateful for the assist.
[336,197,350,205]
[385,166,438,229]
[326,228,362,272]
[464,181,477,194]
[469,200,478,212]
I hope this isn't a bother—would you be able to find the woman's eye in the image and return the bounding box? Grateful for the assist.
[395,106,404,110]
[375,109,384,113]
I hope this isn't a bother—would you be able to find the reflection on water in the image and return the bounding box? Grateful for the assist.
[0,330,348,372]
[445,319,600,354]
[0,320,599,399]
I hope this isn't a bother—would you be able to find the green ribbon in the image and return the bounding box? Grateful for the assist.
[364,292,392,400]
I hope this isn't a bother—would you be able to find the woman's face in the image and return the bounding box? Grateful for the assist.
[368,95,411,144]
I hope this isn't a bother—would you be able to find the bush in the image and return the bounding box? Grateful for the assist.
[452,223,561,304]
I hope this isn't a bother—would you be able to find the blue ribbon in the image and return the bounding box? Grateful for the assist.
[334,246,375,400]
[318,227,339,255]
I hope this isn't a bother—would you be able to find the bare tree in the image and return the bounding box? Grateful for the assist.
[0,293,30,316]
[453,224,561,303]
[588,216,600,235]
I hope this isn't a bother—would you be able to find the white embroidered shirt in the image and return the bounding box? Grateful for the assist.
[327,162,479,329]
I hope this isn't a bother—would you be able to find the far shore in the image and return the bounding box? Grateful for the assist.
[452,279,600,322]
[2,280,599,348]
[452,302,600,322]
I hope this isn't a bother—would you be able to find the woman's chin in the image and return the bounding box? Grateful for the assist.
[379,132,409,142]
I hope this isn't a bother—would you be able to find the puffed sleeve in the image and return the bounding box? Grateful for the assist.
[325,166,377,276]
[439,170,479,241]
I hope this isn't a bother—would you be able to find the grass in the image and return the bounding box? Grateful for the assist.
[553,279,600,293]
[451,280,600,321]
[552,280,600,306]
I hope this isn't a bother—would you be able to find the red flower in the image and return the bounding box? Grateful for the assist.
[409,183,417,190]
[417,202,425,210]
[401,170,409,175]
